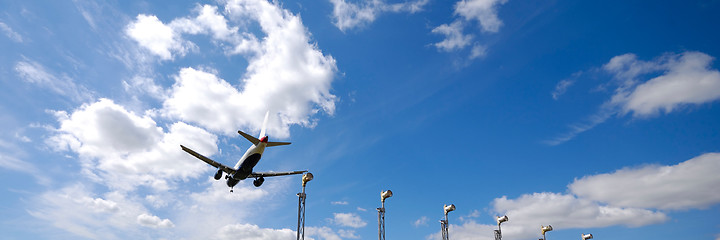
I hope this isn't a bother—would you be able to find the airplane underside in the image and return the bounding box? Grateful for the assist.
[223,153,264,191]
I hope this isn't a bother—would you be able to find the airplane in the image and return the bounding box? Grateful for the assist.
[180,112,306,192]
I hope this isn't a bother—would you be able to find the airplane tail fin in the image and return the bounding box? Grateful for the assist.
[259,111,269,139]
[237,111,291,147]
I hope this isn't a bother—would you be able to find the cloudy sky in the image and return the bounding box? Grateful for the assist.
[1,0,719,239]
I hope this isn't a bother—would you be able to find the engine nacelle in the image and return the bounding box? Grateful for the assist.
[214,169,223,180]
[253,177,265,187]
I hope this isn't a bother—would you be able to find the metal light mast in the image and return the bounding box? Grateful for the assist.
[440,204,455,240]
[494,215,508,240]
[296,172,313,240]
[378,190,393,240]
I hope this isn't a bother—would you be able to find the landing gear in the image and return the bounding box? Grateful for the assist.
[253,177,265,187]
[230,187,234,193]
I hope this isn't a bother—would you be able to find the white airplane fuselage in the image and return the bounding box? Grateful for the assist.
[225,137,270,188]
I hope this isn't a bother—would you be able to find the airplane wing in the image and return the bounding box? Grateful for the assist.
[249,170,307,178]
[180,145,236,175]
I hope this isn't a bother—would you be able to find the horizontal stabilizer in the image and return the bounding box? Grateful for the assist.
[238,130,260,145]
[266,141,291,147]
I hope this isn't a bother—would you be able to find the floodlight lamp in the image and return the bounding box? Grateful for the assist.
[381,190,393,202]
[302,172,314,186]
[497,215,508,224]
[541,225,553,235]
[581,233,593,240]
[444,204,456,215]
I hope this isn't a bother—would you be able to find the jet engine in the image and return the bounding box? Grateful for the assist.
[253,177,265,187]
[214,169,223,180]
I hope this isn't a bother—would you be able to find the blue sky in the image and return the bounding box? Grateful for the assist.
[1,0,719,239]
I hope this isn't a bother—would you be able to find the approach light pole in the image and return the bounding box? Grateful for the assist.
[297,172,313,240]
[494,215,508,240]
[440,204,455,240]
[539,225,553,240]
[378,190,392,240]
[581,233,593,240]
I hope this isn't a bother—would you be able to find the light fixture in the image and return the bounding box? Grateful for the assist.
[581,233,593,240]
[444,204,456,215]
[302,172,313,187]
[381,190,393,202]
[497,215,508,224]
[541,225,553,235]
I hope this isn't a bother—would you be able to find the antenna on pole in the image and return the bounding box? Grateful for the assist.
[296,173,313,240]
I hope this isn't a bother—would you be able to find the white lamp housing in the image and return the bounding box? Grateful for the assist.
[302,172,313,186]
[381,190,393,202]
[497,215,508,224]
[541,225,553,235]
[444,204,456,215]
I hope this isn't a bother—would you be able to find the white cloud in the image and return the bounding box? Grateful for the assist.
[469,43,487,59]
[29,184,152,239]
[552,79,575,100]
[332,201,349,205]
[431,0,507,59]
[124,0,339,138]
[338,229,360,239]
[331,212,367,228]
[609,52,720,117]
[425,192,667,239]
[85,197,120,213]
[0,137,50,184]
[423,153,720,239]
[454,0,508,33]
[14,59,93,102]
[137,213,175,228]
[431,21,473,52]
[0,154,28,173]
[329,0,429,32]
[570,152,720,210]
[548,51,720,145]
[458,209,482,222]
[543,105,613,146]
[122,76,167,100]
[306,226,341,240]
[159,0,337,138]
[413,216,428,227]
[0,21,23,42]
[171,5,238,41]
[126,14,194,60]
[48,98,217,191]
[493,193,667,239]
[215,223,295,240]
